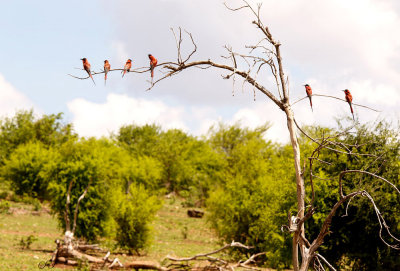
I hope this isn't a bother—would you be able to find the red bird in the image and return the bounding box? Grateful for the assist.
[104,60,110,85]
[343,89,354,120]
[304,84,313,112]
[81,58,95,85]
[148,54,158,80]
[122,59,132,78]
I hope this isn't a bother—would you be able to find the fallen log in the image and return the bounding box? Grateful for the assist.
[124,261,168,271]
[187,209,204,218]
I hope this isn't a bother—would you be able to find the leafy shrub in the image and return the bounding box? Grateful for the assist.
[301,121,400,270]
[113,184,161,254]
[1,142,59,200]
[30,198,42,211]
[0,200,10,214]
[48,139,122,241]
[19,235,38,249]
[0,191,9,200]
[206,124,296,269]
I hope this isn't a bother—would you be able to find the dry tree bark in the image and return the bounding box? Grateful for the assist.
[164,241,263,271]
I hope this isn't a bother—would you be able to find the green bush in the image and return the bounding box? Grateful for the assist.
[301,121,400,270]
[206,124,295,269]
[113,184,161,254]
[0,200,10,214]
[115,124,225,198]
[1,142,59,200]
[31,198,42,211]
[19,235,38,249]
[48,138,123,241]
[0,191,9,199]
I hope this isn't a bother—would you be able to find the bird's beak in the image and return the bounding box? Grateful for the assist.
[80,58,84,60]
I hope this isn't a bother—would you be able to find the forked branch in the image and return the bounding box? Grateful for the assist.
[72,178,92,234]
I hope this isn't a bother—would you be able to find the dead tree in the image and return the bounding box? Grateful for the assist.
[69,1,400,270]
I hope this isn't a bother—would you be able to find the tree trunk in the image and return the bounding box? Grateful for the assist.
[284,105,306,271]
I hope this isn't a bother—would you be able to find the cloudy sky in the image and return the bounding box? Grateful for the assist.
[1,0,399,142]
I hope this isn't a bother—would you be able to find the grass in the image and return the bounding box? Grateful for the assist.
[0,197,219,270]
[0,203,63,270]
[149,197,218,259]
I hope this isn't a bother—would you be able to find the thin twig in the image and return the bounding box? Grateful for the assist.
[291,94,380,112]
[315,253,336,271]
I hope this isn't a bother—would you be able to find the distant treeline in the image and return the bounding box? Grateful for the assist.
[0,110,399,270]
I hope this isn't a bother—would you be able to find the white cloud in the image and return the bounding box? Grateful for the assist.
[350,81,400,107]
[67,93,187,138]
[231,103,289,143]
[0,74,36,117]
[103,0,400,106]
[88,1,400,143]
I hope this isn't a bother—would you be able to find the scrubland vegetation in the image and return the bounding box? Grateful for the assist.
[0,110,399,270]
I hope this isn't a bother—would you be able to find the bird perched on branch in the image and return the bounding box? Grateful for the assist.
[343,89,354,120]
[122,59,132,78]
[104,60,110,85]
[148,54,158,80]
[81,58,95,85]
[304,84,313,112]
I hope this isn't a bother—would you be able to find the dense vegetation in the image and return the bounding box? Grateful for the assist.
[0,110,399,270]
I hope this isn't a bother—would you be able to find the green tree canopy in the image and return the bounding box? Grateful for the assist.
[47,138,126,240]
[300,120,400,270]
[207,123,296,269]
[1,141,60,200]
[0,110,75,162]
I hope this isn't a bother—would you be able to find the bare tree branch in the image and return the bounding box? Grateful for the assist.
[362,191,400,249]
[338,170,400,199]
[309,190,363,254]
[315,253,337,271]
[148,59,284,109]
[165,241,252,262]
[294,118,379,158]
[291,94,380,112]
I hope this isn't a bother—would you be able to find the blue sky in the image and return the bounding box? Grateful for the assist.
[1,0,399,142]
[0,1,113,112]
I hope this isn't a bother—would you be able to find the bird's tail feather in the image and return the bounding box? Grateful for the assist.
[90,74,96,85]
[349,103,354,120]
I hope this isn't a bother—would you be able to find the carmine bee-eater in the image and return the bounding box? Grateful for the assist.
[148,54,158,80]
[122,59,132,78]
[104,60,110,85]
[304,84,313,112]
[343,89,354,120]
[81,58,95,85]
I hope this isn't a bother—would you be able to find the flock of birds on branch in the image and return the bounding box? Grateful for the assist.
[78,55,355,120]
[80,54,158,85]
